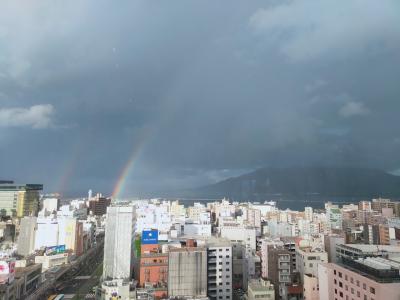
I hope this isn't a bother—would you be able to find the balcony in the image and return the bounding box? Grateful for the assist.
[208,251,217,258]
[279,262,290,268]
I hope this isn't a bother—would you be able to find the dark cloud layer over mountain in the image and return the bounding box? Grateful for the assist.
[0,0,399,196]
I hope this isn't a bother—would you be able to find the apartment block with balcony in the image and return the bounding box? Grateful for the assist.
[207,240,233,300]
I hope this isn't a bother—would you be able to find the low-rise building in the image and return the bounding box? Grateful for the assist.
[100,279,136,299]
[34,252,68,272]
[246,278,274,300]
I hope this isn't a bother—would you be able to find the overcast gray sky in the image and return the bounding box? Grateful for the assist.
[0,0,399,196]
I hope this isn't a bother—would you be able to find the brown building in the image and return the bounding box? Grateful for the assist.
[358,201,371,211]
[265,246,294,299]
[371,198,400,217]
[139,251,168,299]
[135,239,168,299]
[378,224,390,245]
[88,194,111,216]
[361,224,391,245]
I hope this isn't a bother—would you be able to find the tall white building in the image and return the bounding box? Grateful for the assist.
[42,198,59,215]
[136,201,172,234]
[296,246,328,300]
[187,202,208,223]
[304,207,313,221]
[220,226,257,250]
[243,207,261,229]
[35,217,59,249]
[325,203,342,231]
[103,205,136,280]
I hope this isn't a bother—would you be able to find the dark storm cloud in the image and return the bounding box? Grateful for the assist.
[0,0,400,196]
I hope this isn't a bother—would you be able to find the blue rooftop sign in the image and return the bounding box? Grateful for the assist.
[141,230,158,244]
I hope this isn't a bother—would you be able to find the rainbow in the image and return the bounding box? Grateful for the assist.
[111,143,144,199]
[112,127,153,199]
[56,140,85,196]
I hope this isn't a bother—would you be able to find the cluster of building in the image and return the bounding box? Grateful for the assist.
[0,182,110,299]
[100,197,400,300]
[3,178,400,300]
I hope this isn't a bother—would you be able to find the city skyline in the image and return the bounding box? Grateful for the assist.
[1,1,400,197]
[2,1,400,299]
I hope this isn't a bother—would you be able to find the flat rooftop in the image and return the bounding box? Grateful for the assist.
[340,257,400,283]
[338,244,400,253]
[0,183,43,191]
[356,257,400,270]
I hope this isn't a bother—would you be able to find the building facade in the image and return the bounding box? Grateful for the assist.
[207,242,233,300]
[246,278,274,300]
[318,259,400,300]
[0,183,42,218]
[168,246,207,297]
[103,206,136,280]
[17,216,37,256]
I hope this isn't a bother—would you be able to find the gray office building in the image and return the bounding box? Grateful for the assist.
[17,216,38,256]
[168,246,207,297]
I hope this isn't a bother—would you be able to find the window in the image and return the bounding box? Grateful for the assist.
[370,287,375,294]
[363,283,366,290]
[339,272,342,278]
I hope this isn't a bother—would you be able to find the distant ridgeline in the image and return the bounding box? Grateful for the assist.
[186,167,400,202]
